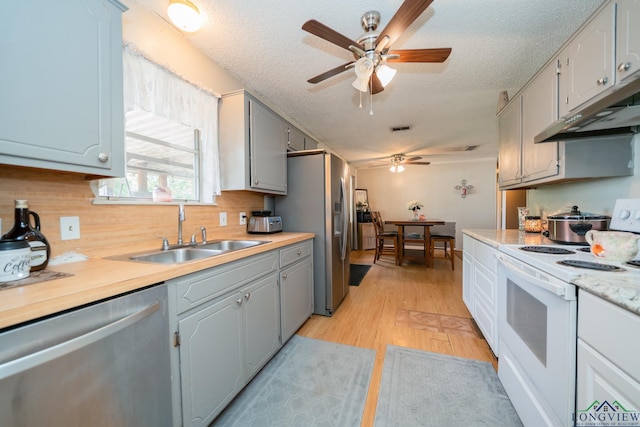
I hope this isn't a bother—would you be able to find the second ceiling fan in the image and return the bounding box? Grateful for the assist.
[302,0,451,94]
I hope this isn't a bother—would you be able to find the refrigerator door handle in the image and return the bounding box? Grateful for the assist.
[340,176,348,260]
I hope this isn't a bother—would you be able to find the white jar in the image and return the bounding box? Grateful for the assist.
[0,239,31,283]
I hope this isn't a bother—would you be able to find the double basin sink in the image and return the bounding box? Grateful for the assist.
[120,240,269,264]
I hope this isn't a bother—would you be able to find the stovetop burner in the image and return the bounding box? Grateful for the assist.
[520,246,576,255]
[577,247,591,253]
[558,260,626,272]
[626,260,640,268]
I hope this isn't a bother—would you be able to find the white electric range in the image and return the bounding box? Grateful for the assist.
[496,198,640,427]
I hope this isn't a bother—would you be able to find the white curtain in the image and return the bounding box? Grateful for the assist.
[122,46,221,200]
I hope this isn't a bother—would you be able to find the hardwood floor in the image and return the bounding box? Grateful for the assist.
[296,249,497,427]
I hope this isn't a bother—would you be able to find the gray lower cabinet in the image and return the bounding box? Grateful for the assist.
[168,240,313,426]
[279,241,314,342]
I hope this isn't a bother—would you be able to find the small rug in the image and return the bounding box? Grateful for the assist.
[349,264,372,286]
[213,335,375,426]
[374,345,522,427]
[395,309,483,339]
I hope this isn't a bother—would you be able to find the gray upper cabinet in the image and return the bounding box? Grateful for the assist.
[558,2,615,117]
[0,0,126,177]
[616,0,640,83]
[498,98,522,188]
[219,91,288,195]
[287,126,306,151]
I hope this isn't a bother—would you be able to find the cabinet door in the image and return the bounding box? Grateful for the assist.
[287,126,306,151]
[521,62,559,182]
[0,0,125,177]
[280,257,313,343]
[616,0,640,83]
[179,292,244,427]
[462,252,473,312]
[249,99,288,193]
[498,97,522,187]
[243,272,281,380]
[558,2,615,116]
[577,340,640,417]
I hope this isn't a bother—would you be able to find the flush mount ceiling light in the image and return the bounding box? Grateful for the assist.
[167,0,202,32]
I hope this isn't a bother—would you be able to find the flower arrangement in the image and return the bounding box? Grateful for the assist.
[406,200,423,211]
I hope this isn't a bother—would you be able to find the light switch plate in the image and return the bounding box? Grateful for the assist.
[219,212,227,227]
[239,212,246,225]
[60,216,81,240]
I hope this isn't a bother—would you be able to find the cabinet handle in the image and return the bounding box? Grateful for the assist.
[617,62,631,72]
[236,298,243,305]
[296,249,301,256]
[254,179,259,185]
[282,273,287,280]
[596,77,608,86]
[244,293,251,301]
[98,152,110,162]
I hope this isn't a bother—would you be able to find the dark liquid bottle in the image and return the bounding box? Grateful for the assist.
[2,200,51,271]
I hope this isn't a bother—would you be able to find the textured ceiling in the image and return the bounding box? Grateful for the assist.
[132,0,605,168]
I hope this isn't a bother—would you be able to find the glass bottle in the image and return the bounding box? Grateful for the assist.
[2,200,50,271]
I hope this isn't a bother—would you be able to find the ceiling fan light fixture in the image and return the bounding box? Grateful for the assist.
[352,57,374,92]
[167,0,202,32]
[389,163,404,173]
[376,64,397,87]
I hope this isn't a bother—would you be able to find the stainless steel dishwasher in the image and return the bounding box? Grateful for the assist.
[0,283,172,426]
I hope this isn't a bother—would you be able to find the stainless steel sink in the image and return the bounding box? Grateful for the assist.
[129,248,224,264]
[110,239,270,264]
[197,240,268,251]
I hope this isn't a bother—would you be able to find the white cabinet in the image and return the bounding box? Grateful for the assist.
[461,233,498,355]
[616,0,640,83]
[558,2,615,117]
[0,0,126,177]
[219,91,288,195]
[279,241,314,342]
[499,62,559,189]
[576,290,640,417]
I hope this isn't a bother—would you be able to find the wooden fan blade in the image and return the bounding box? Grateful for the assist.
[405,156,422,162]
[308,62,354,84]
[406,161,431,165]
[370,73,384,94]
[376,0,434,49]
[386,48,451,63]
[302,20,364,51]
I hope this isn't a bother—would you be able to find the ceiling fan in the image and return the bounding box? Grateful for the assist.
[351,145,479,171]
[302,0,451,95]
[389,154,430,173]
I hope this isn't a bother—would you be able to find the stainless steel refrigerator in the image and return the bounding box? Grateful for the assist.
[275,150,350,316]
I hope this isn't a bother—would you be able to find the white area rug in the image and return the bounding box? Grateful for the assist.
[374,345,523,427]
[213,335,375,426]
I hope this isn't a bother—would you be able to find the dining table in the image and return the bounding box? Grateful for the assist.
[384,219,445,267]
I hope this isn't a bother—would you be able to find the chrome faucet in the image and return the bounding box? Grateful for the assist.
[177,204,185,245]
[200,226,207,244]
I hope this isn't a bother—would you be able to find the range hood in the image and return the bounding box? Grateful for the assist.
[535,76,640,143]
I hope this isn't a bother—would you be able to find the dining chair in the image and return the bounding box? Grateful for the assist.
[371,211,400,265]
[429,222,456,270]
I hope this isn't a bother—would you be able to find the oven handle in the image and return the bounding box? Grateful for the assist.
[496,254,573,299]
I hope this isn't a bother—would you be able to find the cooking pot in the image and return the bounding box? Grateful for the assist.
[543,205,610,245]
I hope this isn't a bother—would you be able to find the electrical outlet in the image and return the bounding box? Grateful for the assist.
[60,216,81,240]
[239,212,246,225]
[219,212,227,227]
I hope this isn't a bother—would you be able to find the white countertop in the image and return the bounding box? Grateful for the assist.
[463,229,640,315]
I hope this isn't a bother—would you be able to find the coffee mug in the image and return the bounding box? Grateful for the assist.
[585,230,640,262]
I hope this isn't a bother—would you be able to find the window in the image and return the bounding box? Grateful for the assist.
[96,46,220,203]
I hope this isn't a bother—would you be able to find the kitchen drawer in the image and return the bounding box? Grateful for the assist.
[463,234,474,257]
[474,261,497,305]
[279,240,312,268]
[578,290,640,382]
[174,251,278,314]
[473,240,497,271]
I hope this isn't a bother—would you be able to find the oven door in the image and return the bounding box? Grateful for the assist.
[497,253,577,427]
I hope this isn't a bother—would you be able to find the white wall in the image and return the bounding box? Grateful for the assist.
[527,134,640,217]
[355,158,498,249]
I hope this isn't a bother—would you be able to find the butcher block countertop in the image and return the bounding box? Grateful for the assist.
[0,232,314,330]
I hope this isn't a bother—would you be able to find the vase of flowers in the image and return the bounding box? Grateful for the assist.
[407,200,423,221]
